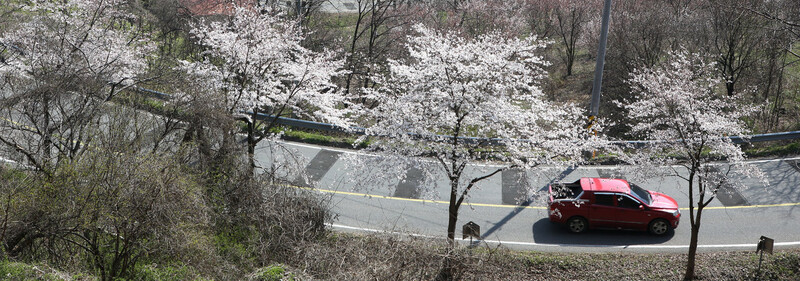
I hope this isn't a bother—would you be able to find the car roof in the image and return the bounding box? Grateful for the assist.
[581,177,631,193]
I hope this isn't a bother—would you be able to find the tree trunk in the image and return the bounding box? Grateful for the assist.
[684,205,704,280]
[344,4,366,95]
[566,56,574,76]
[248,124,256,171]
[42,94,52,163]
[446,180,459,246]
[683,168,698,280]
[725,80,735,97]
[684,222,699,280]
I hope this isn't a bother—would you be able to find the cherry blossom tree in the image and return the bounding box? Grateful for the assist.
[619,51,766,281]
[0,0,153,172]
[361,24,600,245]
[183,6,352,170]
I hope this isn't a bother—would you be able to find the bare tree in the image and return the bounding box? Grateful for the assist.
[703,0,766,97]
[734,0,798,131]
[3,149,208,281]
[341,0,415,99]
[0,0,153,173]
[523,0,557,38]
[551,0,594,76]
[600,0,696,138]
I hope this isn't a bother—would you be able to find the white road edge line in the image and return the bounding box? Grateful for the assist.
[329,223,800,249]
[0,156,34,169]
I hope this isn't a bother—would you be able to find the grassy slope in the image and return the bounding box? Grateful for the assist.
[6,231,798,280]
[277,232,799,280]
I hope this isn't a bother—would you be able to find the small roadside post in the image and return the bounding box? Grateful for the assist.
[755,236,774,280]
[462,221,480,245]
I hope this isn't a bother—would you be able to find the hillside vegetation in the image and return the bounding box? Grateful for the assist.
[1,0,799,280]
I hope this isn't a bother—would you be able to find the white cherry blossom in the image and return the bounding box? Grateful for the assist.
[360,24,599,243]
[183,6,352,169]
[620,50,766,280]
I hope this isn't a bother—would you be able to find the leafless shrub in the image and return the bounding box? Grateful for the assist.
[254,185,330,261]
[1,149,212,280]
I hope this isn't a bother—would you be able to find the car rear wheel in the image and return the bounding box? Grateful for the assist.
[648,219,670,235]
[567,217,588,233]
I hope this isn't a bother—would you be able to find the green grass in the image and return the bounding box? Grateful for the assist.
[126,263,197,281]
[112,91,185,119]
[253,264,295,281]
[745,141,800,158]
[0,261,68,281]
[275,126,371,149]
[283,129,334,144]
[0,166,28,181]
[213,224,258,268]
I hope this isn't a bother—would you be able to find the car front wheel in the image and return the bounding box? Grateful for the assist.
[648,219,670,235]
[567,217,588,233]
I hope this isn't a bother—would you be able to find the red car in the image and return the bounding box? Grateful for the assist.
[548,178,680,235]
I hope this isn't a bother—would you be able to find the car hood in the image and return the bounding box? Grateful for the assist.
[648,191,679,210]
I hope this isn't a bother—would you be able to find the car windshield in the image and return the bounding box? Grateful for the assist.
[629,183,652,205]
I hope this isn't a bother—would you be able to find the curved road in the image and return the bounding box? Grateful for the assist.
[255,140,800,253]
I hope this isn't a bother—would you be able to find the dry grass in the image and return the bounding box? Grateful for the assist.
[280,232,799,280]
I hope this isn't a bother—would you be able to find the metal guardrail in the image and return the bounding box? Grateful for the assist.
[258,113,800,146]
[732,131,800,144]
[248,112,513,145]
[133,87,800,145]
[250,111,365,134]
[134,87,173,100]
[617,131,800,147]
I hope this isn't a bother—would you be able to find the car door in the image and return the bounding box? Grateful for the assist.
[614,194,651,230]
[589,192,617,228]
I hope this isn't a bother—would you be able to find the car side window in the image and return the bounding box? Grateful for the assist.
[617,195,641,209]
[594,194,615,206]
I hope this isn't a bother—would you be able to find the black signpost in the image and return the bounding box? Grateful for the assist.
[462,221,480,244]
[755,236,774,280]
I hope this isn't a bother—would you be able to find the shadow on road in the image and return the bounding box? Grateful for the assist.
[531,218,675,246]
[467,167,577,248]
[472,167,576,247]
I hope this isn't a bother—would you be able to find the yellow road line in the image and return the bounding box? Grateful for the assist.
[292,185,800,211]
[698,202,800,210]
[0,116,34,130]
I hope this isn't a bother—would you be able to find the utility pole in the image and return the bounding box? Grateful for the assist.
[295,0,306,26]
[587,0,612,129]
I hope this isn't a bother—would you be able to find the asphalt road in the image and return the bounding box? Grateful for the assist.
[3,97,796,254]
[254,140,800,253]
